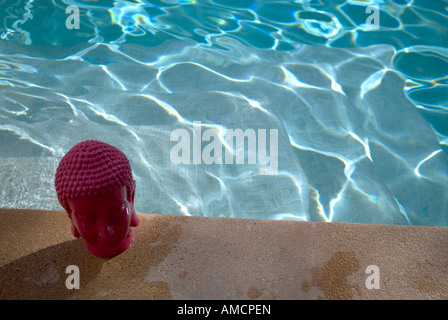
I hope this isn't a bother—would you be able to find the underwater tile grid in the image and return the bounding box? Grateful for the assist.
[0,0,447,226]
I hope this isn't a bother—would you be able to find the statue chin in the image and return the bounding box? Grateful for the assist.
[84,228,135,258]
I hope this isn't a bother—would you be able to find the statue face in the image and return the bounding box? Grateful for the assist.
[67,185,139,258]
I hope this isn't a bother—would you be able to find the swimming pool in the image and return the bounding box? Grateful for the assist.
[0,0,447,226]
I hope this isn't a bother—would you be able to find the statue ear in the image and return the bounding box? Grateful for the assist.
[67,208,81,238]
[71,219,81,238]
[127,180,139,227]
[130,203,140,227]
[131,180,136,202]
[131,212,140,228]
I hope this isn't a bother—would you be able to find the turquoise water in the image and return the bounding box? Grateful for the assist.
[0,0,447,226]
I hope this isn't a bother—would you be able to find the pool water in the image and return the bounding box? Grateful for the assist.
[0,0,447,226]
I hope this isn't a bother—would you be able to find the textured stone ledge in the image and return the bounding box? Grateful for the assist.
[0,208,447,300]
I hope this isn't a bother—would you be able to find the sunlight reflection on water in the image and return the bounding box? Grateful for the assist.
[0,0,447,226]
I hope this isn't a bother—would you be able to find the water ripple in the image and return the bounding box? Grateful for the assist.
[0,0,447,226]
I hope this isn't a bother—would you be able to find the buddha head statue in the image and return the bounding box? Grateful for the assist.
[55,140,140,258]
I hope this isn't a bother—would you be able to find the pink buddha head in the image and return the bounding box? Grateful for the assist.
[55,140,140,258]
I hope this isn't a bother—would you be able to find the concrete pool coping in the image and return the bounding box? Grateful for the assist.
[0,208,447,300]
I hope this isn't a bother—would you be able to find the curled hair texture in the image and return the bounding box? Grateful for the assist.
[55,140,134,212]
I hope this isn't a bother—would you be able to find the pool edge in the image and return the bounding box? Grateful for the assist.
[0,208,447,300]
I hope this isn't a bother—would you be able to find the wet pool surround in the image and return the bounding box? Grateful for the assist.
[0,208,447,300]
